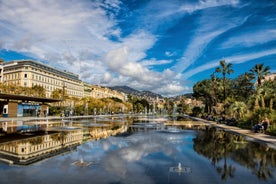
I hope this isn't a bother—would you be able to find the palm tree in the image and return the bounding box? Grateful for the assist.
[229,101,247,119]
[211,72,218,106]
[249,63,270,86]
[261,80,276,110]
[232,72,255,101]
[251,87,263,110]
[215,60,234,105]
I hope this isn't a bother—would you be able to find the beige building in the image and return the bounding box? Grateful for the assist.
[264,72,276,81]
[83,82,93,98]
[90,85,126,101]
[0,129,83,165]
[0,60,3,83]
[3,60,83,98]
[2,60,126,101]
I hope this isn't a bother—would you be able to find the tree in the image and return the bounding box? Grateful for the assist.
[210,72,219,105]
[51,88,64,99]
[231,72,255,101]
[262,79,276,110]
[31,85,46,97]
[229,101,247,119]
[193,79,214,114]
[215,60,234,103]
[249,63,270,86]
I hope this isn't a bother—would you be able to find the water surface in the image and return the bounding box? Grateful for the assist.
[0,116,275,184]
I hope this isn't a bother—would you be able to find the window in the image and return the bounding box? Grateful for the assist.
[24,74,27,78]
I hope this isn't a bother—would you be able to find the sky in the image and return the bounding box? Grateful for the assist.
[0,0,276,97]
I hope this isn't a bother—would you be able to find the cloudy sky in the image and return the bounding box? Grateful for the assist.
[0,0,276,96]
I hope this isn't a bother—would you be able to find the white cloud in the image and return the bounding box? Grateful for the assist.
[221,29,276,48]
[165,51,176,57]
[181,48,276,79]
[103,46,177,87]
[178,0,239,13]
[0,0,119,55]
[2,0,271,97]
[140,58,172,67]
[141,0,240,26]
[155,83,190,97]
[172,4,248,75]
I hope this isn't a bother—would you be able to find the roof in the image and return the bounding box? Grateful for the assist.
[3,60,81,82]
[0,92,61,103]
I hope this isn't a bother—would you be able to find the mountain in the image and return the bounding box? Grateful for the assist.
[140,90,163,98]
[109,86,140,95]
[109,86,163,98]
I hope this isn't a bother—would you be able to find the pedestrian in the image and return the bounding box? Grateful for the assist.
[253,122,262,133]
[262,118,269,132]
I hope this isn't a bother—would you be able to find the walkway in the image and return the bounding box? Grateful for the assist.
[192,117,276,150]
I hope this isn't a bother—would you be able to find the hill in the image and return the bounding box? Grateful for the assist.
[109,86,163,98]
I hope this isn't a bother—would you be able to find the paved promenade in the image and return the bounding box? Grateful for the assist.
[0,115,97,122]
[1,115,276,150]
[192,117,276,150]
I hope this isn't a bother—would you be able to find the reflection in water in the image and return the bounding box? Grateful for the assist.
[169,162,192,175]
[0,116,275,184]
[0,119,128,165]
[71,158,93,167]
[0,130,82,165]
[193,126,276,181]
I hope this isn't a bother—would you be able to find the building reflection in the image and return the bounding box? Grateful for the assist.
[0,123,127,165]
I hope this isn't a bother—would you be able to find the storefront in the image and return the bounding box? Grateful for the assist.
[0,93,59,117]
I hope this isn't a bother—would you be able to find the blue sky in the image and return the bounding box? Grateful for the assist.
[0,0,275,96]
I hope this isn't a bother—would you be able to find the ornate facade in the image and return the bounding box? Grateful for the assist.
[2,60,126,101]
[0,60,3,83]
[2,60,83,98]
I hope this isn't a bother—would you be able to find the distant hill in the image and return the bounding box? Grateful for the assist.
[109,86,163,98]
[182,93,194,98]
[109,86,139,94]
[140,90,163,98]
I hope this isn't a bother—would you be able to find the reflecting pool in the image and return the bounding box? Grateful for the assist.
[0,115,276,184]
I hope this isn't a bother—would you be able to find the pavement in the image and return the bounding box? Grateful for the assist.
[1,115,276,150]
[192,117,276,150]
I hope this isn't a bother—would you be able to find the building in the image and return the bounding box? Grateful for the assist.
[0,130,83,165]
[2,60,127,101]
[91,85,126,101]
[2,60,83,98]
[0,60,3,83]
[264,73,276,81]
[83,82,93,98]
[0,93,60,117]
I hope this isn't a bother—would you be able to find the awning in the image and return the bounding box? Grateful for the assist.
[0,92,61,103]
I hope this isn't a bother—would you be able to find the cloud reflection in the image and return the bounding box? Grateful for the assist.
[98,133,179,183]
